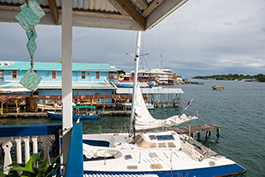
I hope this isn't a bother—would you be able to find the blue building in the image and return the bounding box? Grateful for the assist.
[0,61,118,103]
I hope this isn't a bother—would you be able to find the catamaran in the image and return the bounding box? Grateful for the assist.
[82,32,246,176]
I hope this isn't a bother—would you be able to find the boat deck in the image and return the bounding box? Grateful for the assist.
[136,123,221,141]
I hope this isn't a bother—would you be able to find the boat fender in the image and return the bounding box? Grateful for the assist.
[209,161,216,167]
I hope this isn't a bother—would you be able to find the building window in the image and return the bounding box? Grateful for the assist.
[12,70,17,79]
[95,71,100,80]
[51,70,57,79]
[81,71,86,80]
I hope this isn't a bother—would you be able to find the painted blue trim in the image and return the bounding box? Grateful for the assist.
[65,123,84,177]
[0,124,62,137]
[84,163,246,177]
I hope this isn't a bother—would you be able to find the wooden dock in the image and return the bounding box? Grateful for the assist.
[136,123,221,141]
[0,110,131,118]
[0,112,49,118]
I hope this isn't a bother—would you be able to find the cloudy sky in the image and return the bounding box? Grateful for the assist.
[1,0,265,78]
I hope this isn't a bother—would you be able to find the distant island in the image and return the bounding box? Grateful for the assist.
[193,74,265,82]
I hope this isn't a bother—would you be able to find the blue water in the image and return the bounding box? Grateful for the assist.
[1,80,264,176]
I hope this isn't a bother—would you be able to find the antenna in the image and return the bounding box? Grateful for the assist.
[160,52,163,69]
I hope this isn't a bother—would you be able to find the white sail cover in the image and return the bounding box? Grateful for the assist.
[134,87,198,130]
[83,144,119,159]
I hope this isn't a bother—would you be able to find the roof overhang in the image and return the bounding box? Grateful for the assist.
[0,0,187,31]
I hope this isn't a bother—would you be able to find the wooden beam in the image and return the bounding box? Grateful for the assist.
[142,0,164,18]
[135,0,148,10]
[108,0,146,30]
[146,0,187,29]
[107,0,129,16]
[47,0,59,25]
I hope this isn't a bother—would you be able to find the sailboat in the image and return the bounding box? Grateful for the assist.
[82,32,246,176]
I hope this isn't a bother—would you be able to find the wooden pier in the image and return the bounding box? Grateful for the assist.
[136,123,221,141]
[0,110,131,118]
[0,112,49,118]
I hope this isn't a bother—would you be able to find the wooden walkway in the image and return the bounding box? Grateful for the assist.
[0,110,131,118]
[136,123,221,141]
[0,112,49,118]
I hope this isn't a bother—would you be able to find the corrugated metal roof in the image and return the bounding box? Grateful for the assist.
[0,61,117,71]
[0,0,120,13]
[0,81,115,90]
[116,87,184,94]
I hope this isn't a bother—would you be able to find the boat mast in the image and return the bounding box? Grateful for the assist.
[129,31,141,137]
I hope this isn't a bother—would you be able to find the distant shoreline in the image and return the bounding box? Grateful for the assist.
[193,74,265,82]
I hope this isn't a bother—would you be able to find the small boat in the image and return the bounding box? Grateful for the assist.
[47,105,98,120]
[212,85,224,90]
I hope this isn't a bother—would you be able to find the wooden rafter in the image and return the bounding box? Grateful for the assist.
[47,0,59,25]
[142,0,164,18]
[135,0,148,10]
[108,0,146,30]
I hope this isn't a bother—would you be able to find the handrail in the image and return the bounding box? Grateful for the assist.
[0,124,62,174]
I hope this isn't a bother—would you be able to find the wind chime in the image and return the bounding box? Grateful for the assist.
[15,0,45,96]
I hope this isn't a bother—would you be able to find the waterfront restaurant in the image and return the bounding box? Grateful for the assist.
[0,0,188,176]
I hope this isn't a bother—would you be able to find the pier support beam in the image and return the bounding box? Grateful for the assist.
[217,128,220,137]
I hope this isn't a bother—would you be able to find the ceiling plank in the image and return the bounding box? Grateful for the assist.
[108,0,146,30]
[135,0,148,10]
[142,0,164,18]
[47,0,59,25]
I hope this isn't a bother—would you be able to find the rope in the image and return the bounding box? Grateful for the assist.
[101,31,116,64]
[173,14,199,117]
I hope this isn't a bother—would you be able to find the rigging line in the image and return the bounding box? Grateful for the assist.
[173,13,199,117]
[153,28,160,67]
[140,49,150,69]
[101,31,117,66]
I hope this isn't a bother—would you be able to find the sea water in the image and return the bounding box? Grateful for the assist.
[0,79,264,176]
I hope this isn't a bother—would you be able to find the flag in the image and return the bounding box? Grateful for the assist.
[185,98,194,110]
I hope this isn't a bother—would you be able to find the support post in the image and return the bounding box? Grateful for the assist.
[197,132,200,141]
[62,0,73,174]
[217,128,220,137]
[205,131,209,141]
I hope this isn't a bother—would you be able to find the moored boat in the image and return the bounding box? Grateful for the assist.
[47,105,98,120]
[212,85,224,90]
[82,32,246,176]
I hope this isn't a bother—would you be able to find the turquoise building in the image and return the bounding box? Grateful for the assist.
[0,61,118,103]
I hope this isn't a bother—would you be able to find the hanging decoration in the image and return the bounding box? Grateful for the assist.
[15,0,45,93]
[15,0,45,59]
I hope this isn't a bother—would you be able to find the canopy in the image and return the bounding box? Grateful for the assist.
[73,105,96,109]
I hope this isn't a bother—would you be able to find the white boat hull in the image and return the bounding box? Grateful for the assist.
[82,132,245,177]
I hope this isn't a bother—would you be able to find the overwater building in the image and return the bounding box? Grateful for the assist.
[0,61,118,103]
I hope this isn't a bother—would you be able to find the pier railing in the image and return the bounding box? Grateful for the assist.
[0,124,62,174]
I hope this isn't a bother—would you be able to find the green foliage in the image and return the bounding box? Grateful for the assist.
[0,153,65,177]
[193,73,265,82]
